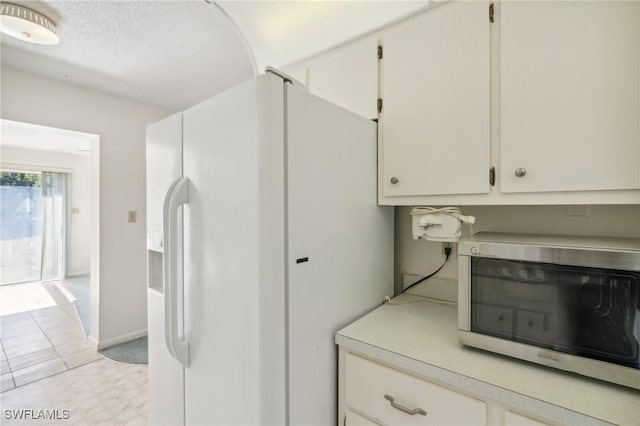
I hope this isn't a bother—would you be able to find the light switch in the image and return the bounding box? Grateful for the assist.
[128,210,137,223]
[71,208,80,214]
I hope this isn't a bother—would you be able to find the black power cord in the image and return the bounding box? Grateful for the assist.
[402,246,452,294]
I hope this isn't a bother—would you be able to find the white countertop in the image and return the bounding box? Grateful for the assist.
[336,294,640,426]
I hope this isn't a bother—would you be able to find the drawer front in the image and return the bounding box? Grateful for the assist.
[346,409,380,426]
[345,354,487,425]
[505,411,551,426]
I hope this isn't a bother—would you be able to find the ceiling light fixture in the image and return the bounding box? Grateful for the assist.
[0,2,59,45]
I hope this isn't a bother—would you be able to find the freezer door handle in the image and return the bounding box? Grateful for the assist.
[162,177,190,367]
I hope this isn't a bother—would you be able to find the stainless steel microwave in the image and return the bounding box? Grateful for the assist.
[457,233,640,389]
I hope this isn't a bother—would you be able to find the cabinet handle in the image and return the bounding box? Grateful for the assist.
[384,394,427,416]
[390,177,399,184]
[514,168,527,177]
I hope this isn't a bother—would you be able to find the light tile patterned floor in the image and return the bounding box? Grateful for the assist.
[1,358,148,425]
[0,282,149,425]
[1,282,101,391]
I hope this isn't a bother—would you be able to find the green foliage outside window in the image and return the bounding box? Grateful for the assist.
[0,172,41,187]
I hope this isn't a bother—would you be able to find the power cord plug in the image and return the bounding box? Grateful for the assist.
[402,244,453,294]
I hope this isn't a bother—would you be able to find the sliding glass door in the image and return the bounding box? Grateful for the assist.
[0,172,43,284]
[0,171,66,285]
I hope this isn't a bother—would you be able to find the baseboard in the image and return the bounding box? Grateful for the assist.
[66,271,90,278]
[97,329,148,350]
[88,335,99,351]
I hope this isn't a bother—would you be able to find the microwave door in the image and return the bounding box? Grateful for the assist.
[469,258,639,369]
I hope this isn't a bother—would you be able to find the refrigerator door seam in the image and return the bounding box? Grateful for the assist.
[283,80,291,426]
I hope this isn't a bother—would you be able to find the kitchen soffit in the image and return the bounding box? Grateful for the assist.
[219,1,430,71]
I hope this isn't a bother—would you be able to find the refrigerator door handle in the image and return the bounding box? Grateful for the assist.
[162,177,190,367]
[162,179,179,361]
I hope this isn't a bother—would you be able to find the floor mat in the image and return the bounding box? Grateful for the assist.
[99,336,148,364]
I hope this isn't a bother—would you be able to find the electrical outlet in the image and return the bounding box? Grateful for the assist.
[442,242,453,256]
[128,210,137,223]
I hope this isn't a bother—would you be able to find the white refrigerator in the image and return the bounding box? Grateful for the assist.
[146,72,393,425]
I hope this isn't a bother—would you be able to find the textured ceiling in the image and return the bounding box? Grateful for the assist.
[0,1,430,111]
[0,0,255,110]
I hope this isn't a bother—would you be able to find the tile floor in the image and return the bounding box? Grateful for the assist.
[1,358,148,425]
[1,281,102,392]
[0,281,149,425]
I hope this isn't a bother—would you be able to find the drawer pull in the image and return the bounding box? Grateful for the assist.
[384,394,427,416]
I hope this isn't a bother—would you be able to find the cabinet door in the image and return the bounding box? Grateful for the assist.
[501,1,640,193]
[381,1,491,197]
[308,35,379,119]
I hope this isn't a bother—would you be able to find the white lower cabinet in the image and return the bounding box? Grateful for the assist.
[344,354,487,425]
[341,352,558,426]
[337,299,636,426]
[504,411,550,426]
[345,409,380,426]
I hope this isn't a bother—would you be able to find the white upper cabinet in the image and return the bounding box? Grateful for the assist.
[500,1,640,193]
[380,1,491,197]
[282,1,640,205]
[307,35,379,119]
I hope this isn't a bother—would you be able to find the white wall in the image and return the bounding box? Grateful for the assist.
[0,146,91,276]
[1,66,174,347]
[395,205,640,292]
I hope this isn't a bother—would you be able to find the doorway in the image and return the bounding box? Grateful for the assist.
[0,119,99,344]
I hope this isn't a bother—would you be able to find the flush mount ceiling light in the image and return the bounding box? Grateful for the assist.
[0,2,59,45]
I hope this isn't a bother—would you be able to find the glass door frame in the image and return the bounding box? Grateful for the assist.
[0,163,70,285]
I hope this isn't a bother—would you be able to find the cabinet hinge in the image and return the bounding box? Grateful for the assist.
[377,45,383,60]
[377,98,383,114]
[489,166,496,186]
[489,3,495,23]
